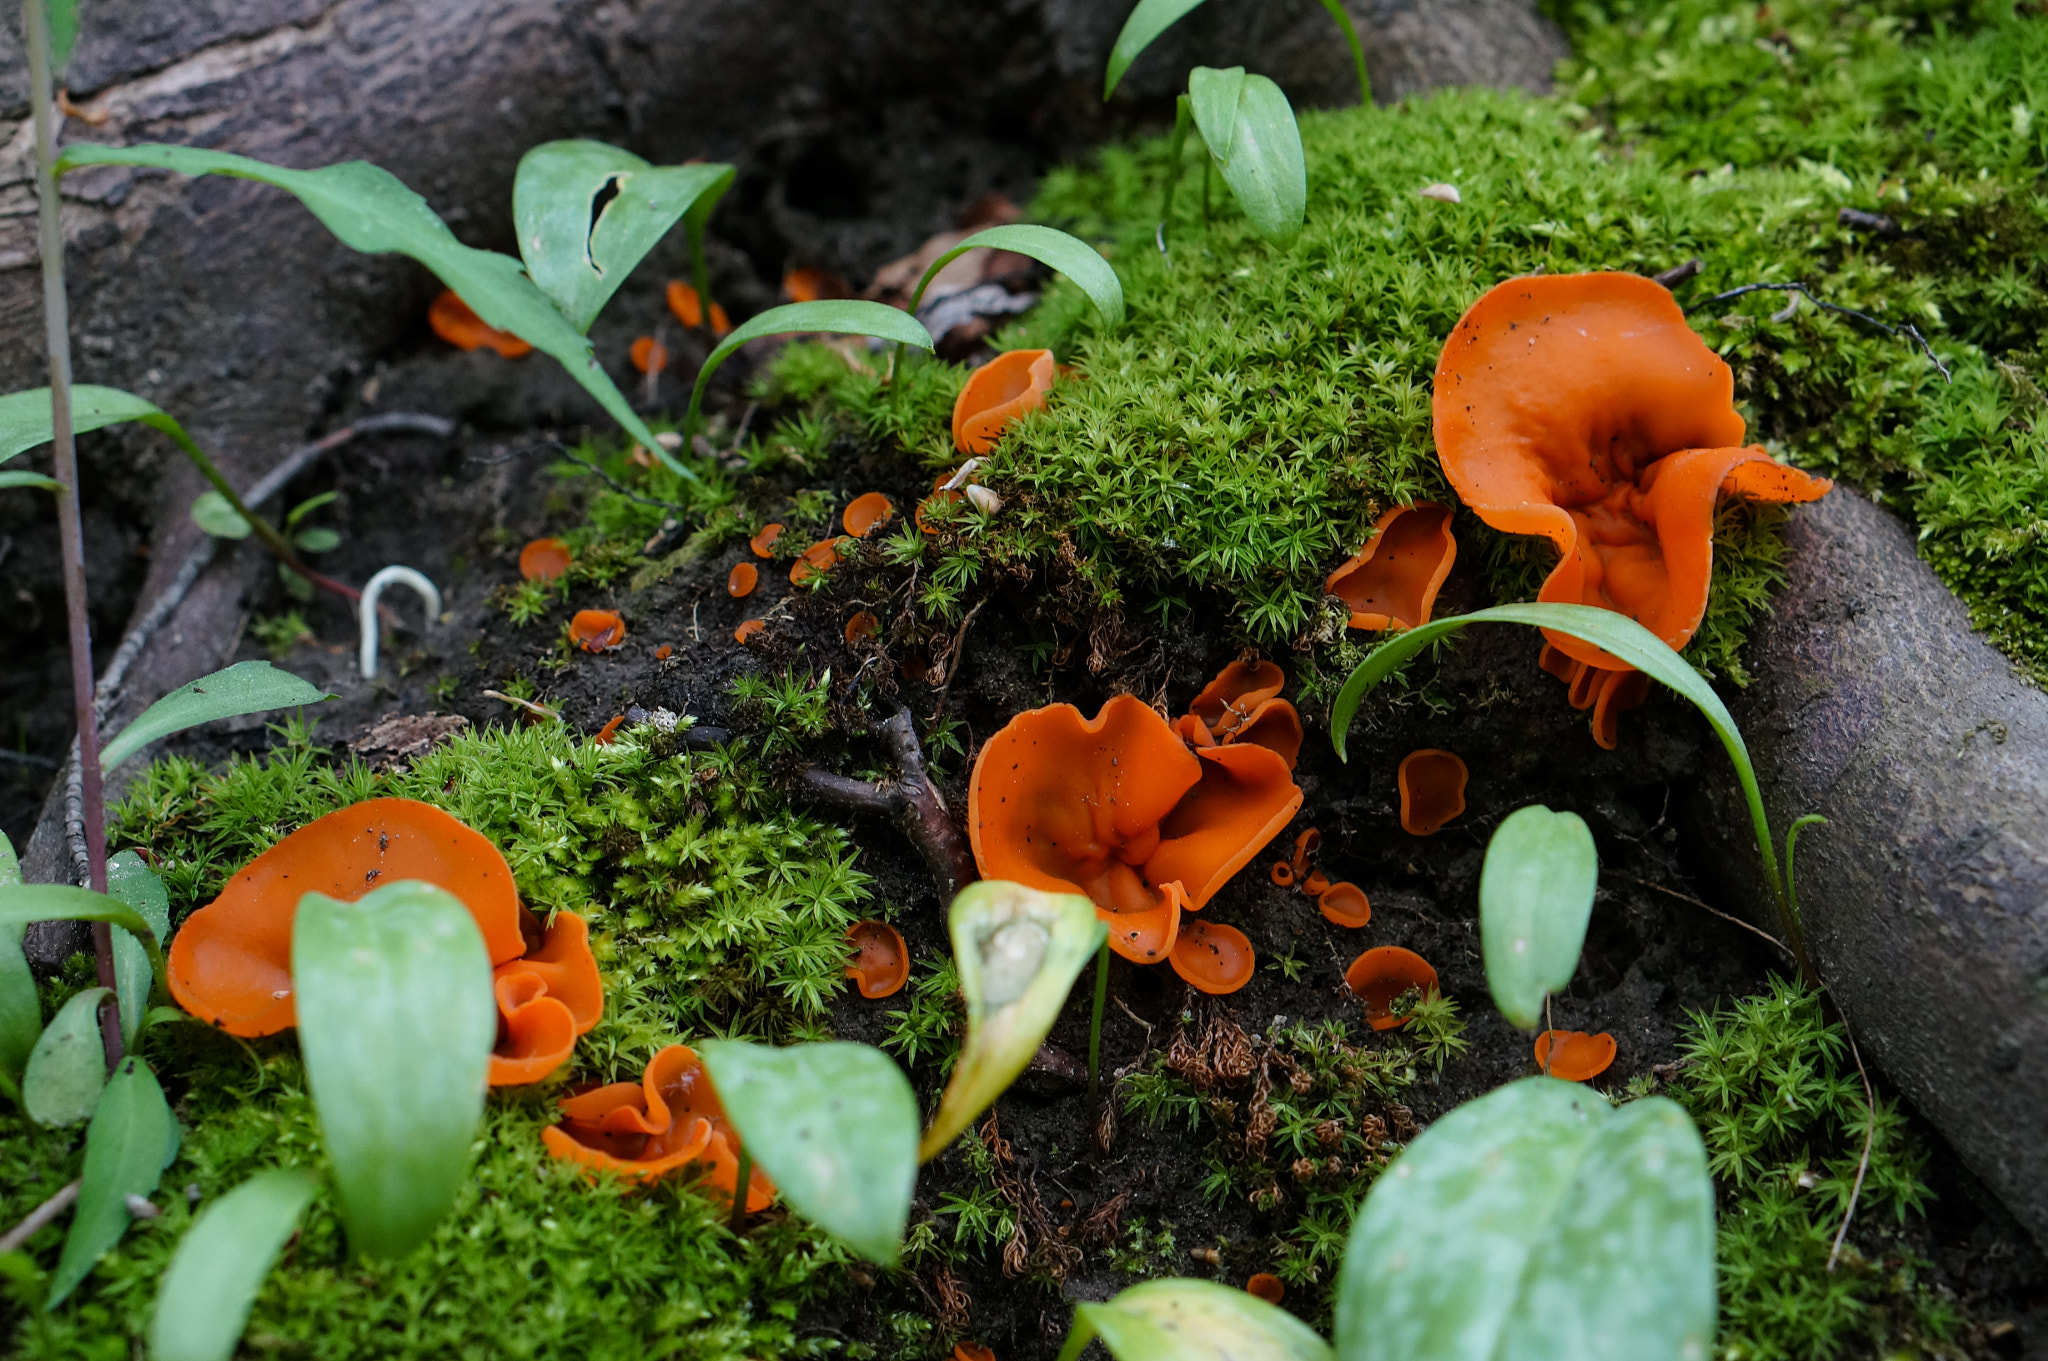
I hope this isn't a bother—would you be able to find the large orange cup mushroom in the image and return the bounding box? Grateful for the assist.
[491,911,605,1085]
[969,696,1301,964]
[1344,946,1439,1031]
[953,348,1055,454]
[1433,272,1830,685]
[1170,918,1255,995]
[1325,503,1457,631]
[542,1043,775,1209]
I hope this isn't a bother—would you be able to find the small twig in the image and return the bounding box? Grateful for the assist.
[1837,207,1902,239]
[795,708,976,899]
[0,1180,80,1253]
[481,690,561,721]
[1615,873,1798,962]
[0,748,57,768]
[1652,257,1702,289]
[1686,280,1951,382]
[1828,1032,1878,1272]
[927,596,990,722]
[552,441,690,514]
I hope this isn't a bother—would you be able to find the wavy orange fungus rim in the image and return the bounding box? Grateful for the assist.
[727,562,758,598]
[1170,918,1256,995]
[952,348,1056,455]
[1397,749,1468,836]
[1325,502,1458,632]
[1534,1029,1618,1082]
[1246,1272,1286,1304]
[750,523,785,559]
[519,537,572,582]
[842,492,895,539]
[490,910,605,1085]
[1344,945,1439,1031]
[569,609,627,653]
[790,538,842,585]
[845,919,911,999]
[427,289,533,358]
[1318,881,1372,929]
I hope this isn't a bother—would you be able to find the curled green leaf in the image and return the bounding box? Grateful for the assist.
[1104,0,1209,98]
[906,224,1125,329]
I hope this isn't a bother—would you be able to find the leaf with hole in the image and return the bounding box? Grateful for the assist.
[1334,1077,1715,1361]
[513,140,734,333]
[106,851,172,1049]
[920,881,1106,1161]
[697,1039,918,1264]
[148,1168,318,1361]
[1479,806,1598,1030]
[100,661,331,772]
[293,880,494,1259]
[48,1056,180,1309]
[1188,67,1306,246]
[1054,1279,1334,1361]
[23,986,112,1127]
[906,224,1125,328]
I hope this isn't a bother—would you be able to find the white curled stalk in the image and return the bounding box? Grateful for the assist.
[359,566,442,679]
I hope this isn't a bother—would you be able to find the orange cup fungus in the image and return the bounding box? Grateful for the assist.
[1539,643,1653,751]
[845,920,910,999]
[1397,749,1467,836]
[1290,828,1321,877]
[734,618,766,644]
[666,281,731,336]
[1344,946,1439,1031]
[519,537,572,582]
[953,1346,997,1361]
[727,562,758,598]
[1246,1273,1286,1305]
[952,348,1055,455]
[845,611,880,644]
[569,609,627,653]
[790,538,842,586]
[1170,917,1256,995]
[1177,660,1303,770]
[782,267,849,303]
[629,336,669,375]
[592,715,626,745]
[842,492,895,539]
[165,798,601,1085]
[1325,502,1457,632]
[655,644,674,660]
[1301,869,1332,897]
[750,523,785,558]
[542,1043,775,1209]
[916,472,965,534]
[1433,272,1831,745]
[1535,1029,1618,1083]
[1318,882,1372,929]
[969,694,1302,964]
[1269,861,1296,888]
[428,289,533,358]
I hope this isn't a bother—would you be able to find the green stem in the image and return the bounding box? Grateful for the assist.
[164,424,358,603]
[729,1147,753,1237]
[1158,95,1196,253]
[1088,937,1110,1103]
[1316,0,1373,106]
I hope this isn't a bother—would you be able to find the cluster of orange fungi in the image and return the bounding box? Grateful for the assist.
[845,919,910,999]
[542,1043,775,1208]
[1271,828,1372,929]
[519,537,572,582]
[968,660,1305,996]
[166,798,603,1086]
[1397,749,1468,836]
[1433,272,1832,747]
[784,491,896,589]
[568,609,627,653]
[1535,1028,1618,1082]
[1344,946,1440,1032]
[1325,501,1457,632]
[666,280,731,337]
[427,289,532,358]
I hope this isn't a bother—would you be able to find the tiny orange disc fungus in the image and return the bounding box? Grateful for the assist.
[1344,946,1439,1031]
[734,618,766,644]
[1534,1029,1618,1082]
[1325,503,1458,631]
[845,611,880,644]
[952,348,1056,454]
[1246,1273,1286,1304]
[1269,861,1296,888]
[519,537,572,582]
[782,267,848,303]
[629,336,669,375]
[969,695,1302,964]
[845,920,910,999]
[842,492,895,539]
[1289,828,1321,878]
[542,1044,775,1209]
[790,538,841,586]
[428,288,533,358]
[666,281,732,336]
[750,523,785,558]
[569,609,627,653]
[727,562,758,598]
[1170,918,1255,996]
[1318,882,1372,929]
[592,715,626,745]
[1397,749,1468,836]
[655,644,674,660]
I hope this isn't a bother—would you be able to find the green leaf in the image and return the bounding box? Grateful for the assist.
[919,881,1106,1161]
[47,0,78,69]
[22,987,111,1127]
[0,884,164,991]
[696,1040,918,1264]
[1314,0,1373,104]
[1192,68,1307,246]
[1188,65,1247,165]
[1479,806,1598,1031]
[906,224,1125,328]
[0,384,205,466]
[48,1057,180,1309]
[0,833,35,1083]
[292,527,342,554]
[105,852,172,1049]
[148,1169,318,1361]
[0,470,64,493]
[188,491,252,539]
[56,144,670,465]
[293,881,494,1259]
[284,490,338,529]
[100,661,331,772]
[1104,0,1209,97]
[1335,1078,1715,1361]
[513,141,734,333]
[1056,1279,1334,1361]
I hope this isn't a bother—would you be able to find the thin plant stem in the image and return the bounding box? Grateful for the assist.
[25,0,120,1070]
[1828,1032,1877,1272]
[729,1148,753,1237]
[1158,95,1196,254]
[1540,994,1554,1075]
[1087,938,1110,1104]
[1315,0,1373,105]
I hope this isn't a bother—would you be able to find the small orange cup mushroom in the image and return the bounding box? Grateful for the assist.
[727,562,758,598]
[1188,661,1284,741]
[542,1043,775,1210]
[1324,503,1457,631]
[592,715,626,745]
[734,618,766,644]
[845,920,910,999]
[1534,1029,1618,1082]
[428,289,533,358]
[1318,882,1372,929]
[1398,750,1467,836]
[569,609,627,653]
[519,537,572,582]
[845,611,880,644]
[630,336,669,375]
[655,644,674,660]
[953,1345,997,1361]
[1170,918,1255,996]
[490,910,606,1085]
[782,267,848,303]
[916,473,966,533]
[750,524,785,558]
[1300,869,1332,897]
[1344,946,1439,1031]
[1269,861,1296,888]
[666,281,732,336]
[790,538,841,585]
[953,348,1056,454]
[842,492,895,539]
[1246,1273,1286,1304]
[1289,828,1320,878]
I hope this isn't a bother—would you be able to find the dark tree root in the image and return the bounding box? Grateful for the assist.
[797,708,976,901]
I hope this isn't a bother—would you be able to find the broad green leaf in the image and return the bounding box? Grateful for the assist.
[513,141,734,333]
[0,833,33,1081]
[919,881,1106,1161]
[148,1169,318,1361]
[23,987,111,1127]
[0,470,64,493]
[106,852,172,1049]
[56,144,669,464]
[48,1057,180,1309]
[100,661,331,772]
[906,224,1125,328]
[0,385,207,466]
[188,491,251,539]
[1104,0,1209,97]
[696,1040,918,1264]
[1056,1279,1334,1361]
[1200,70,1306,246]
[1480,806,1598,1030]
[1188,65,1247,166]
[293,881,494,1259]
[1334,1078,1715,1361]
[0,885,164,990]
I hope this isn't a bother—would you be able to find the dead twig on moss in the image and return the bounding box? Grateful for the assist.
[1829,1031,1878,1272]
[0,1181,79,1253]
[795,707,975,898]
[1686,280,1951,381]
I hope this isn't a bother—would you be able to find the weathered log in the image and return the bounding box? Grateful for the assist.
[1686,488,2048,1247]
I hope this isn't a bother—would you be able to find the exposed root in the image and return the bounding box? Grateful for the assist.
[795,706,975,899]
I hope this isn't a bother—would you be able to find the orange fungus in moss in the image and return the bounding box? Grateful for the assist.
[952,348,1055,455]
[542,1044,775,1208]
[569,610,626,653]
[845,611,880,644]
[1170,918,1255,995]
[519,537,571,582]
[1535,1029,1617,1082]
[1398,749,1467,836]
[727,562,758,598]
[1345,946,1439,1031]
[843,492,895,539]
[790,538,841,585]
[845,920,910,999]
[489,910,605,1086]
[592,715,625,745]
[750,523,784,558]
[1325,502,1457,632]
[428,289,533,358]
